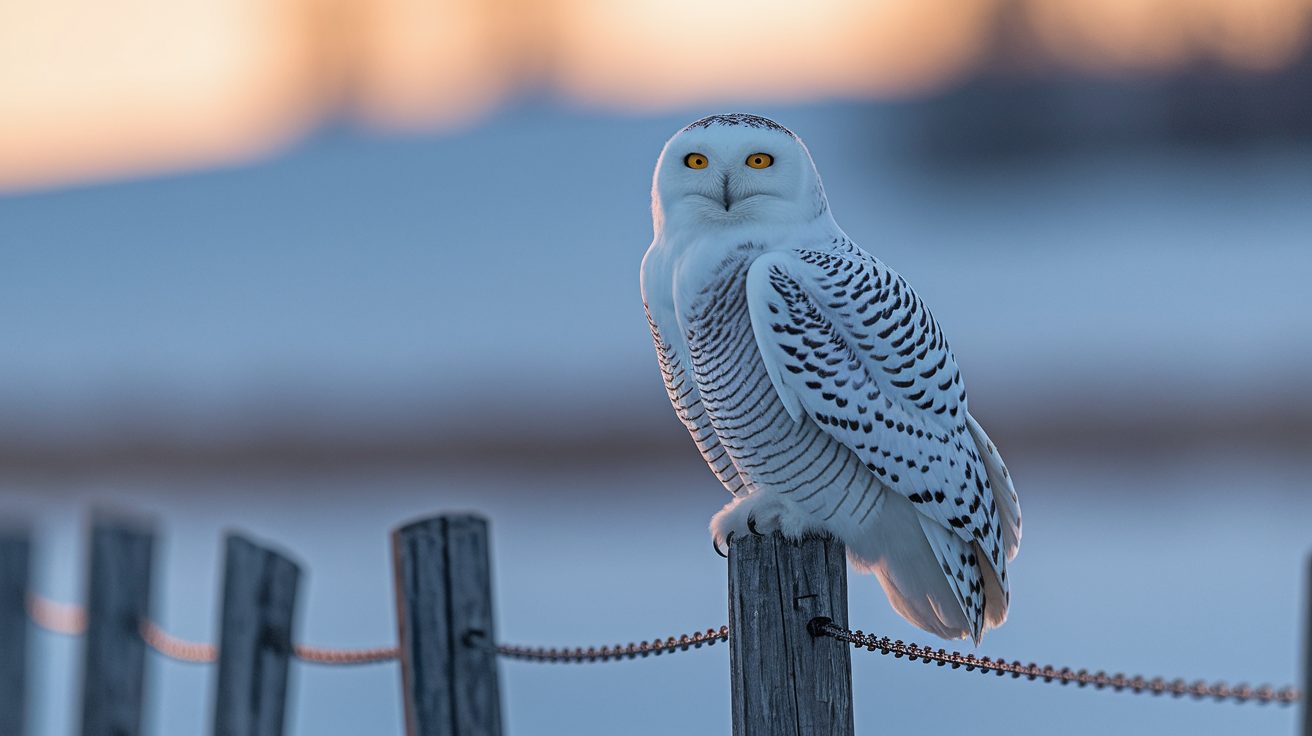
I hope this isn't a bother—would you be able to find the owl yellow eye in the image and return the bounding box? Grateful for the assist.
[684,153,708,169]
[746,153,773,169]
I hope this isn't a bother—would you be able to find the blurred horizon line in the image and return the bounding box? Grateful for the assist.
[3,396,1308,478]
[4,0,1312,192]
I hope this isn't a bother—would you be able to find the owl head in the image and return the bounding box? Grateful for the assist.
[651,113,830,235]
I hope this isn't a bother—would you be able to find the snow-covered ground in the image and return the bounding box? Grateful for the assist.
[7,448,1308,735]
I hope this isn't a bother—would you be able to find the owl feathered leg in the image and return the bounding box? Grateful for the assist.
[710,492,769,553]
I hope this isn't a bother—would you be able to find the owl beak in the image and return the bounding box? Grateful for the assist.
[720,173,733,211]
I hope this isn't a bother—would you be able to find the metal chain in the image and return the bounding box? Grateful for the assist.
[27,594,396,666]
[493,626,730,663]
[28,589,1300,702]
[294,644,399,665]
[140,620,217,663]
[27,593,723,666]
[810,618,1302,706]
[26,594,86,636]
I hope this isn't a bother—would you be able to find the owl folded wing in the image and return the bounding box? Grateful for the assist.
[744,245,1014,578]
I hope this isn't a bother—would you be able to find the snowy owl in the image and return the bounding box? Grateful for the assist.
[640,113,1021,643]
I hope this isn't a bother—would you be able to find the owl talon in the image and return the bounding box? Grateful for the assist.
[747,516,763,536]
[713,532,734,559]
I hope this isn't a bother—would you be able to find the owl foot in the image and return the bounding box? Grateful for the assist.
[710,493,788,556]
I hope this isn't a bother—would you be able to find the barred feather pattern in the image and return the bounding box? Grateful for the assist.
[677,254,890,530]
[641,113,1019,642]
[649,240,1018,641]
[646,305,746,494]
[746,240,1012,616]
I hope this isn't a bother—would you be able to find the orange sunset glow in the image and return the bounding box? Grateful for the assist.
[2,0,1310,191]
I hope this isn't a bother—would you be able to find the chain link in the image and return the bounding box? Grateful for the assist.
[294,644,399,665]
[810,618,1302,706]
[26,594,725,667]
[493,626,730,663]
[26,594,86,636]
[140,620,217,663]
[28,594,396,666]
[26,590,1303,703]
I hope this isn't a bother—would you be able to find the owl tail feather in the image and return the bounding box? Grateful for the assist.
[847,492,992,644]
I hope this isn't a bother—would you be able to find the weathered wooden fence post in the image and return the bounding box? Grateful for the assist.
[80,512,155,736]
[212,534,302,736]
[0,525,31,736]
[392,514,502,736]
[728,531,854,736]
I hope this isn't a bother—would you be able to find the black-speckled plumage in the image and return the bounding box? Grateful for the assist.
[641,114,1021,642]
